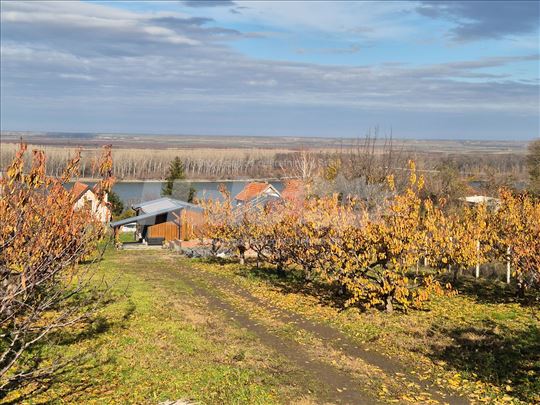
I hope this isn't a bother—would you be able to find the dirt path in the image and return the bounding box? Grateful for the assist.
[175,261,470,405]
[178,270,379,404]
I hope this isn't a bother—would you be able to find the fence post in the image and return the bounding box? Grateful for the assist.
[506,246,511,284]
[475,240,480,279]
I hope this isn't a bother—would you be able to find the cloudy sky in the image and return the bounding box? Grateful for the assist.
[1,0,539,139]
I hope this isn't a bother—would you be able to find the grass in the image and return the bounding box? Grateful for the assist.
[118,231,137,243]
[9,250,307,404]
[188,258,540,404]
[8,250,539,404]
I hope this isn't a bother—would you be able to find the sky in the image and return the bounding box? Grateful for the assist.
[0,0,539,140]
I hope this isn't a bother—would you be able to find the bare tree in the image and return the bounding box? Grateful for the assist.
[281,148,319,180]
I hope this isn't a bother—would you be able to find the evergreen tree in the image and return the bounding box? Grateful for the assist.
[108,190,124,217]
[187,186,197,203]
[162,157,186,196]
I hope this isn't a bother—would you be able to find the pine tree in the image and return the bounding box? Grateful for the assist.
[162,157,186,196]
[108,190,124,217]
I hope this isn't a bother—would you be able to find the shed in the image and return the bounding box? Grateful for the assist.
[110,197,203,244]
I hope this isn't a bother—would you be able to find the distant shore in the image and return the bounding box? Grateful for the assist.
[73,177,285,183]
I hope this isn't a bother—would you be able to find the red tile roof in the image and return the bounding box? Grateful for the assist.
[235,182,273,202]
[72,181,89,200]
[281,179,305,203]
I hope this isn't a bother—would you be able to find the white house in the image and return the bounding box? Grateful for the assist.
[72,181,111,223]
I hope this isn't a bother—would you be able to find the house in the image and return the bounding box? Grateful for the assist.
[109,197,204,245]
[281,179,306,205]
[234,182,281,205]
[72,181,111,223]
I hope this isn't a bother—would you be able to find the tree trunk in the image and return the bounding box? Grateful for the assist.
[276,262,285,277]
[475,240,480,279]
[452,265,459,283]
[304,266,313,281]
[238,245,245,265]
[506,246,511,284]
[385,295,394,313]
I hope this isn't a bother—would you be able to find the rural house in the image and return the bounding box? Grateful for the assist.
[110,197,204,245]
[234,182,281,205]
[71,181,111,223]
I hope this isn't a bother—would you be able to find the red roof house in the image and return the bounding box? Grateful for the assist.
[71,181,111,223]
[234,182,281,204]
[71,181,90,200]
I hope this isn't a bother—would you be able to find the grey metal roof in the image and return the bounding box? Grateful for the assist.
[133,197,201,213]
[109,206,181,228]
[110,197,202,228]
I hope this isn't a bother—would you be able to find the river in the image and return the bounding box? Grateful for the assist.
[73,180,284,206]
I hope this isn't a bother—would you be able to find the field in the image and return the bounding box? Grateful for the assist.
[0,131,529,154]
[13,249,539,405]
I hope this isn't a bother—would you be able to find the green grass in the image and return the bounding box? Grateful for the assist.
[118,231,136,243]
[9,251,539,404]
[188,258,540,404]
[10,250,300,404]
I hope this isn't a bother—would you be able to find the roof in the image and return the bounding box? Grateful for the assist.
[234,182,280,202]
[281,179,305,202]
[72,181,90,200]
[109,206,182,228]
[111,197,203,228]
[133,197,202,214]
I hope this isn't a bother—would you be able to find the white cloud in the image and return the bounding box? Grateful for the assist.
[198,1,418,39]
[0,1,538,138]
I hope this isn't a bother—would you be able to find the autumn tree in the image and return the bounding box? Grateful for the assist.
[494,189,540,297]
[324,163,447,312]
[527,139,540,196]
[284,197,336,279]
[241,203,280,268]
[423,160,469,206]
[424,200,494,282]
[294,162,447,312]
[0,144,114,397]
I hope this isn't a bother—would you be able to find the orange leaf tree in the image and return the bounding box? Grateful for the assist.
[0,143,114,397]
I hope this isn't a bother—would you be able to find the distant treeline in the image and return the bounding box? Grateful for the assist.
[0,142,528,185]
[1,143,288,179]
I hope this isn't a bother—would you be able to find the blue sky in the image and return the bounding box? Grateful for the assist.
[1,0,539,139]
